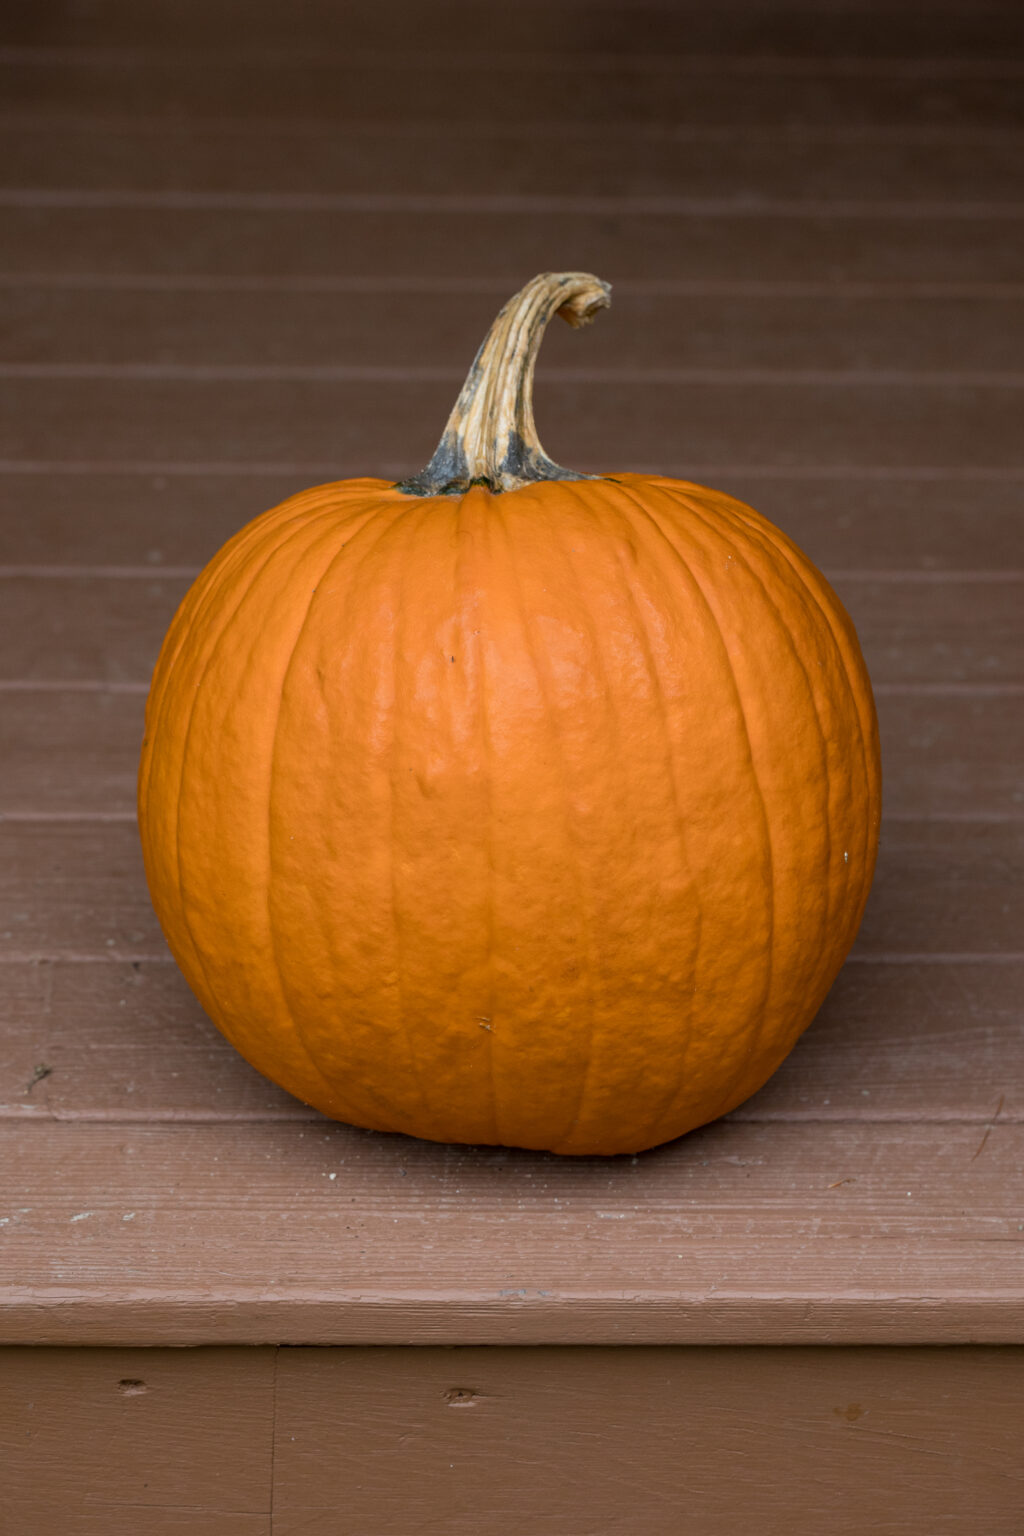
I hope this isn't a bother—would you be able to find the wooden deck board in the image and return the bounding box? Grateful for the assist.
[3,55,1023,127]
[4,1343,1022,1534]
[1,1345,274,1532]
[266,1346,1024,1536]
[4,377,1023,472]
[4,120,1024,202]
[3,205,1021,284]
[1,1118,1021,1345]
[4,284,1022,372]
[8,0,1022,57]
[2,471,1019,573]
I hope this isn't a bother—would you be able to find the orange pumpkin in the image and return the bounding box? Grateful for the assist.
[139,272,881,1156]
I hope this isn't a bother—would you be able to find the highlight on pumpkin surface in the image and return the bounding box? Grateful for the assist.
[137,271,881,1156]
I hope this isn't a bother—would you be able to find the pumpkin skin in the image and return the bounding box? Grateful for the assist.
[139,277,881,1156]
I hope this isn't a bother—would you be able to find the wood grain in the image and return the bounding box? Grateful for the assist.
[3,206,1020,283]
[0,690,140,817]
[1,1117,1021,1344]
[5,284,1023,372]
[270,1345,1024,1536]
[854,820,1024,955]
[4,121,1024,202]
[0,821,163,959]
[3,1343,1022,1533]
[0,1345,273,1534]
[0,959,305,1121]
[2,470,1019,573]
[7,0,1021,57]
[3,55,1023,127]
[3,376,1022,473]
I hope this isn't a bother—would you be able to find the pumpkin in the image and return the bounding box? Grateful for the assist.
[139,271,881,1156]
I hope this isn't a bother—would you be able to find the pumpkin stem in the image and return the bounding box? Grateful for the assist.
[396,271,611,496]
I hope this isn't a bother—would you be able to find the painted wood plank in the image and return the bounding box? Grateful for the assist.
[1,1510,266,1536]
[729,961,1023,1122]
[0,956,1018,1126]
[1,470,1018,574]
[2,55,1023,127]
[0,574,178,684]
[2,206,1019,284]
[4,121,1024,202]
[7,1,1021,58]
[270,1345,1024,1536]
[0,1345,274,1534]
[0,964,45,1113]
[2,376,1022,473]
[0,1118,1021,1344]
[1,572,1019,688]
[0,821,162,959]
[3,1342,1021,1534]
[0,690,141,817]
[3,284,1022,374]
[843,577,1024,685]
[2,686,1019,818]
[0,960,304,1121]
[853,820,1023,957]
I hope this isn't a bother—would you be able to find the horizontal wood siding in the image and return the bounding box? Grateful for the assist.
[5,1344,1022,1534]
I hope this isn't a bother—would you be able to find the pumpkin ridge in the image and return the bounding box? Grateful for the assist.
[716,498,880,930]
[273,491,444,1131]
[567,477,705,1151]
[384,495,457,1133]
[493,490,603,1152]
[662,481,836,1099]
[145,490,355,755]
[145,500,290,693]
[760,525,880,926]
[265,497,413,1121]
[615,479,778,1130]
[147,499,350,996]
[454,492,503,1147]
[174,501,384,1108]
[304,492,441,1126]
[143,493,331,790]
[607,478,759,1136]
[681,491,838,901]
[539,485,636,1152]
